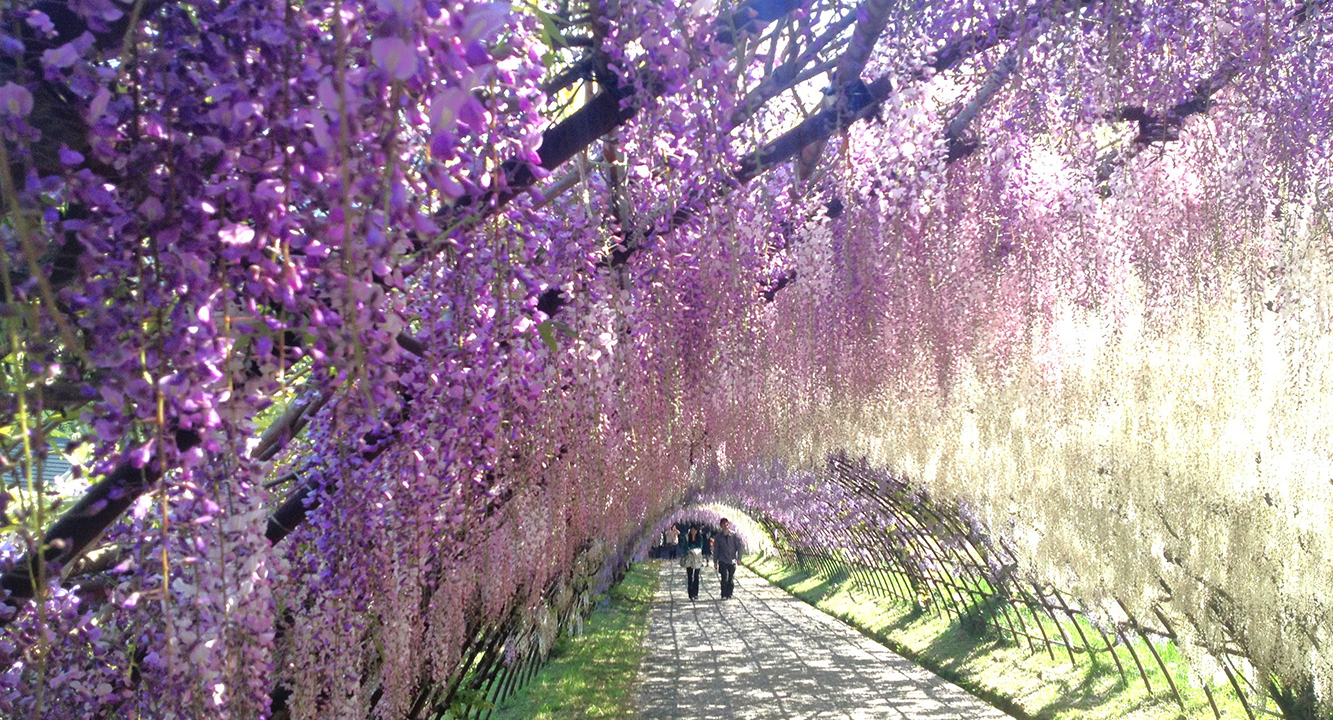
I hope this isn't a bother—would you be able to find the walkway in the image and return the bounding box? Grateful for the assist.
[636,562,1010,719]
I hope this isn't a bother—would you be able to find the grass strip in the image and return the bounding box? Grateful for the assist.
[746,555,1244,720]
[490,561,661,719]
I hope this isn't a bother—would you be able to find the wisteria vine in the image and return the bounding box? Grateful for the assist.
[1,0,1330,717]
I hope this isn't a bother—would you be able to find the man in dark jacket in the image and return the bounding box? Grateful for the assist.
[712,518,744,599]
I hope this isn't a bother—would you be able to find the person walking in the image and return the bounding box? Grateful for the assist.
[680,527,706,600]
[712,518,744,600]
[664,523,680,561]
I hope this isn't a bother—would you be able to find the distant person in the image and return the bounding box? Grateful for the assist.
[680,527,706,600]
[712,518,743,600]
[664,524,680,560]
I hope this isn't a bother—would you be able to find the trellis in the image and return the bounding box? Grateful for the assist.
[731,455,1281,720]
[0,0,1328,716]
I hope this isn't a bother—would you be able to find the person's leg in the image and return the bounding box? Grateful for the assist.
[689,568,700,599]
[721,563,735,598]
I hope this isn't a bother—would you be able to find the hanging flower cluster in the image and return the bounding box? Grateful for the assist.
[1,0,1331,717]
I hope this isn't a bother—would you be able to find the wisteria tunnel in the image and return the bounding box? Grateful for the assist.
[0,0,1330,717]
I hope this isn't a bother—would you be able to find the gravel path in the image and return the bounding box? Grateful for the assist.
[636,561,1011,720]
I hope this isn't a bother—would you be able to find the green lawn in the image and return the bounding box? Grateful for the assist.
[490,561,661,719]
[746,555,1247,720]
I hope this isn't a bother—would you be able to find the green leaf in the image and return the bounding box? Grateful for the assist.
[537,321,559,354]
[534,8,568,48]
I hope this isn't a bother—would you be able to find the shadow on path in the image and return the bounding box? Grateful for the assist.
[636,562,1012,720]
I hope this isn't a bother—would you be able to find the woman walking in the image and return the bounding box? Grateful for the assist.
[680,527,706,600]
[664,523,680,560]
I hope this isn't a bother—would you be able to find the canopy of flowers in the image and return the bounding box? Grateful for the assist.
[0,0,1329,717]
